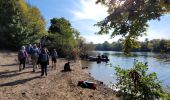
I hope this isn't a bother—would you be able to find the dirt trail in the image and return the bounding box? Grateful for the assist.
[0,52,118,100]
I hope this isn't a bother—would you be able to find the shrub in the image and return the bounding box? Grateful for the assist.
[114,60,168,100]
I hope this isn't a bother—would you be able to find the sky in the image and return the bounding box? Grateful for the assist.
[27,0,170,44]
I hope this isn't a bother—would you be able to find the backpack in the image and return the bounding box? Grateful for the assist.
[52,52,58,58]
[31,49,39,59]
[77,81,96,90]
[41,54,48,62]
[18,50,26,60]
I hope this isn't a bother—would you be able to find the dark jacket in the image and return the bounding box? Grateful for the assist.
[38,53,49,65]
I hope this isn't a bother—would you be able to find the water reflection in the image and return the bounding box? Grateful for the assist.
[81,51,170,89]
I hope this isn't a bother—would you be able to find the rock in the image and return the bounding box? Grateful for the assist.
[100,81,103,84]
[21,92,26,96]
[89,95,93,97]
[36,93,39,96]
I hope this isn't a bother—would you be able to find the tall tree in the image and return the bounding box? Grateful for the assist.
[0,0,46,50]
[103,41,110,51]
[0,0,23,49]
[95,0,170,54]
[48,17,79,57]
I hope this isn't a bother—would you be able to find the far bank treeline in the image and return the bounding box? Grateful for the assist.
[0,0,92,58]
[95,39,170,53]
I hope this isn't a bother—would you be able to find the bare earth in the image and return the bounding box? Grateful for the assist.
[0,52,119,100]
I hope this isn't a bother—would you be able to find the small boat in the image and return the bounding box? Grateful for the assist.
[88,56,109,62]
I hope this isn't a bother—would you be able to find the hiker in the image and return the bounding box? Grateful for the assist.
[26,44,33,64]
[64,61,71,71]
[18,46,28,71]
[37,43,42,50]
[31,44,40,72]
[51,49,58,70]
[26,44,33,55]
[38,48,49,76]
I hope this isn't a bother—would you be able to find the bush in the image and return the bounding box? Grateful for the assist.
[114,60,168,100]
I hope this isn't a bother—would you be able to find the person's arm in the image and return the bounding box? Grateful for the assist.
[25,51,28,58]
[56,52,58,58]
[24,51,29,62]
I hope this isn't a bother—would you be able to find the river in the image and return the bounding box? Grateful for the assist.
[81,51,170,90]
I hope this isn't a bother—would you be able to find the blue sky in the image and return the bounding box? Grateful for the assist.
[27,0,170,43]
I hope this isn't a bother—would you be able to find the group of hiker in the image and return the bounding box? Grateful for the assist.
[18,44,58,76]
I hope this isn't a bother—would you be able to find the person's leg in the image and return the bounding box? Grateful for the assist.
[36,64,39,69]
[32,59,36,72]
[54,62,56,70]
[44,64,47,76]
[54,59,56,70]
[51,60,54,70]
[23,58,26,69]
[41,64,44,76]
[52,58,55,70]
[35,58,38,69]
[19,60,22,71]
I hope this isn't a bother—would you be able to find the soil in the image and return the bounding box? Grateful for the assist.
[0,51,119,100]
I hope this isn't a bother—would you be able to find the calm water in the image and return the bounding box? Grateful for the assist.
[81,51,170,89]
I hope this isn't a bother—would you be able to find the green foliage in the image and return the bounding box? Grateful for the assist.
[78,39,95,55]
[47,17,87,58]
[0,0,46,50]
[49,18,72,37]
[114,60,168,99]
[95,39,170,53]
[95,0,170,54]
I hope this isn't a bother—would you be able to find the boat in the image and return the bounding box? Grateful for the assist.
[88,56,109,62]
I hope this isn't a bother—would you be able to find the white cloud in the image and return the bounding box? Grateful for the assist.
[71,1,170,43]
[70,0,111,43]
[72,0,108,21]
[82,34,121,44]
[139,31,170,41]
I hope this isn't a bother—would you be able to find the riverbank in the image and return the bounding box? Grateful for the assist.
[0,52,118,100]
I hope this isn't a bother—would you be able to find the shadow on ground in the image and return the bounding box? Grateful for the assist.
[0,76,40,87]
[0,70,18,75]
[0,63,18,67]
[0,71,33,79]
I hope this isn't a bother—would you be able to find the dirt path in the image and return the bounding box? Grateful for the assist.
[0,52,118,100]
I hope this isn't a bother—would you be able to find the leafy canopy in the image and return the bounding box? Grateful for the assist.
[0,0,46,50]
[95,0,170,54]
[47,17,80,57]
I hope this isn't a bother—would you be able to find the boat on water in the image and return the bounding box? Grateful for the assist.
[80,54,109,62]
[88,56,110,62]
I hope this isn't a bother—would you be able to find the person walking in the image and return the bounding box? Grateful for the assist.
[26,44,33,64]
[18,46,28,71]
[31,44,40,72]
[38,48,49,77]
[51,49,58,70]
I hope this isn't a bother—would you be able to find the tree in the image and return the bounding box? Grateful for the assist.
[95,44,103,51]
[47,17,81,57]
[103,41,110,51]
[49,17,73,37]
[0,0,23,49]
[111,41,123,51]
[22,6,47,43]
[0,0,46,50]
[95,0,170,54]
[140,38,150,52]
